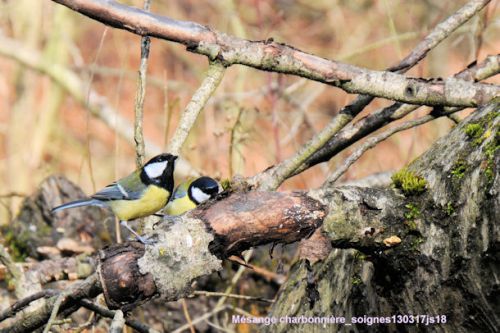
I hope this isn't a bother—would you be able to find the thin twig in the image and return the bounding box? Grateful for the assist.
[109,309,125,333]
[192,291,274,303]
[251,0,495,189]
[84,28,108,192]
[180,299,195,333]
[229,106,244,179]
[78,299,159,333]
[42,293,65,333]
[0,290,58,322]
[0,192,27,198]
[167,61,226,155]
[323,109,463,186]
[215,249,253,309]
[133,0,152,167]
[172,305,229,333]
[162,70,175,148]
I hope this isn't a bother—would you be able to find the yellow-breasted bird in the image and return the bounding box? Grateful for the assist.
[165,176,221,216]
[52,153,177,243]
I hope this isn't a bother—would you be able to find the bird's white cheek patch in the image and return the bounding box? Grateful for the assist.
[191,187,211,203]
[144,161,168,178]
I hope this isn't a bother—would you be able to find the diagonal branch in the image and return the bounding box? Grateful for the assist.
[51,0,498,107]
[0,274,101,333]
[322,108,464,186]
[249,0,495,190]
[167,61,226,155]
[296,54,500,174]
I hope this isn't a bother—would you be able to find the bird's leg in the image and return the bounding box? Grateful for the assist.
[119,220,153,245]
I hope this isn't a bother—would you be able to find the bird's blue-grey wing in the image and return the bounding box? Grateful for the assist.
[91,171,144,201]
[169,178,191,202]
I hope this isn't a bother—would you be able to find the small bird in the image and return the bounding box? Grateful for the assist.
[52,153,177,243]
[164,176,221,216]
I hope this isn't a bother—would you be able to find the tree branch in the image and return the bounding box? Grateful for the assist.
[3,96,497,328]
[294,54,500,174]
[167,61,226,155]
[323,107,462,186]
[50,0,498,107]
[78,299,160,333]
[0,274,101,333]
[133,0,152,167]
[249,1,495,190]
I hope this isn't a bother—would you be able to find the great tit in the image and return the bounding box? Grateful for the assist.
[52,153,177,243]
[164,176,221,216]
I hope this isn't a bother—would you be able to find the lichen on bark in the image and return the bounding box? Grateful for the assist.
[265,100,499,333]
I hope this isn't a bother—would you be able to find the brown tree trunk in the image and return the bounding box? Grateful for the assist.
[264,100,499,333]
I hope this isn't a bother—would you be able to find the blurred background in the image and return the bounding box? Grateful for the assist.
[0,0,499,223]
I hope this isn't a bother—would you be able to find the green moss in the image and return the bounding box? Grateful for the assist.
[354,251,366,261]
[484,167,494,183]
[404,203,420,220]
[465,123,484,143]
[451,160,467,179]
[3,230,28,262]
[220,178,231,191]
[482,131,499,183]
[410,237,425,251]
[391,167,427,196]
[484,137,498,159]
[352,275,362,286]
[445,202,454,216]
[405,220,417,230]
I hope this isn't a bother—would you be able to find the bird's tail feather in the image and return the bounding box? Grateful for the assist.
[51,199,103,213]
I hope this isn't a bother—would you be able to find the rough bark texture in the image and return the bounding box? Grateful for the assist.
[96,191,326,310]
[264,100,499,333]
[50,0,499,107]
[193,191,326,257]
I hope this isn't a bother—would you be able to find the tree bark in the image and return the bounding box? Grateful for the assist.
[264,99,499,333]
[1,101,497,332]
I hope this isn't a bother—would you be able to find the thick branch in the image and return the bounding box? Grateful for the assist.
[4,97,497,326]
[51,0,498,107]
[96,191,326,308]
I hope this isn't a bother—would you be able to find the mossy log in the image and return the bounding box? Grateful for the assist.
[264,100,499,333]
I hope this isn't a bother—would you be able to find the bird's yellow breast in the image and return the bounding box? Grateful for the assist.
[164,194,197,216]
[108,186,169,221]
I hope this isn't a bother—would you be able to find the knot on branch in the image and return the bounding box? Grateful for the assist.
[97,242,156,310]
